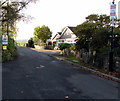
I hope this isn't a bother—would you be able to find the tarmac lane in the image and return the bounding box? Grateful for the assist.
[2,47,119,100]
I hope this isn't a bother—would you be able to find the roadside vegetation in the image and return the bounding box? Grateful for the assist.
[58,14,120,76]
[33,25,52,46]
[17,42,27,47]
[59,43,71,51]
[26,38,34,48]
[0,0,38,62]
[2,38,18,62]
[74,14,120,53]
[74,14,120,72]
[65,56,120,78]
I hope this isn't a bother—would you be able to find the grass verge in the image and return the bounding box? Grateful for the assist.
[65,56,120,79]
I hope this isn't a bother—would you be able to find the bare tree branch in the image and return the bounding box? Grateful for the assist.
[0,0,9,6]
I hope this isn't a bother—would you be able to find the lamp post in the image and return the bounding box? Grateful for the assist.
[109,0,116,72]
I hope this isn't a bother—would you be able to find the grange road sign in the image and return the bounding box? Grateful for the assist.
[110,3,116,20]
[2,34,8,45]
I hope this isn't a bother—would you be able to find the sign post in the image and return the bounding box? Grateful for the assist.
[2,34,8,50]
[109,0,116,72]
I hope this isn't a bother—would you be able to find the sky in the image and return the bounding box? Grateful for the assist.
[16,0,120,40]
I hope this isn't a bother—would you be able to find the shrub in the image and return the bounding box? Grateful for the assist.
[2,38,18,62]
[70,45,76,50]
[27,38,35,48]
[59,43,71,50]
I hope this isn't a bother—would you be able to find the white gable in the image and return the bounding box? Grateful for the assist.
[60,27,76,39]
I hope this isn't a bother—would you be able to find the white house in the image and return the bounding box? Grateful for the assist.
[47,26,78,49]
[56,26,78,45]
[52,32,62,45]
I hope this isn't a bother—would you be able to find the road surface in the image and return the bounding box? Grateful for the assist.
[2,47,119,99]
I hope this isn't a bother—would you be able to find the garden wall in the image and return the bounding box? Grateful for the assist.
[63,48,120,72]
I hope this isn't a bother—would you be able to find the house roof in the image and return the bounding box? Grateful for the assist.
[118,25,120,28]
[52,32,62,40]
[67,26,75,32]
[52,26,76,40]
[57,32,62,35]
[59,26,76,39]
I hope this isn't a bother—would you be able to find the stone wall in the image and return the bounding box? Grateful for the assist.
[63,48,120,72]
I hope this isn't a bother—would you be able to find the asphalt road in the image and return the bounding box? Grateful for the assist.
[2,47,119,100]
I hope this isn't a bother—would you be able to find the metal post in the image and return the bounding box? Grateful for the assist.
[109,0,115,72]
[109,26,114,72]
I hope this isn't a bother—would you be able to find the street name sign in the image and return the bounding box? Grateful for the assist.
[2,34,8,45]
[110,3,116,19]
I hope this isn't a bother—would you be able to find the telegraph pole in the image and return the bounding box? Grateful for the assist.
[109,0,116,72]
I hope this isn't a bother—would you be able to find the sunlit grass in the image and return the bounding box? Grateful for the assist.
[17,42,27,47]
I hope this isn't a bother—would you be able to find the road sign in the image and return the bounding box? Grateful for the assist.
[2,34,8,45]
[110,3,116,19]
[3,46,7,50]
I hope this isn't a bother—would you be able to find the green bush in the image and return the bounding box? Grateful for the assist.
[2,50,12,61]
[59,43,71,50]
[70,45,76,50]
[2,37,18,62]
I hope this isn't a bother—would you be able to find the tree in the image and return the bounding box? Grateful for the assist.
[74,22,97,39]
[91,28,110,51]
[86,14,99,23]
[1,0,38,34]
[33,25,52,44]
[86,14,110,28]
[74,14,111,51]
[1,0,38,62]
[27,38,34,48]
[74,22,97,51]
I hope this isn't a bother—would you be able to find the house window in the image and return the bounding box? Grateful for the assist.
[59,40,64,42]
[67,40,72,42]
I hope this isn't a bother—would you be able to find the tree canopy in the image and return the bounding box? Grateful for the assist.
[0,0,38,35]
[74,14,120,52]
[33,25,52,44]
[0,0,38,62]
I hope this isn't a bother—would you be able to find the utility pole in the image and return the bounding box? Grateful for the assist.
[109,0,116,72]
